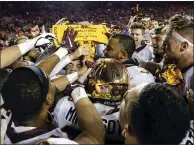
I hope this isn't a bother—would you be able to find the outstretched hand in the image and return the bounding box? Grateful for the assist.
[60,27,78,52]
[77,57,96,77]
[70,46,91,60]
[79,21,91,27]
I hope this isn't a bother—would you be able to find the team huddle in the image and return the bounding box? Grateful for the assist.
[0,5,194,144]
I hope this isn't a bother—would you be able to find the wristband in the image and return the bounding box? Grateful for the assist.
[67,72,78,84]
[54,47,68,60]
[17,39,36,55]
[71,87,88,103]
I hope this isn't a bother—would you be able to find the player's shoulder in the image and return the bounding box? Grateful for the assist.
[126,65,152,75]
[37,138,79,145]
[127,65,145,70]
[53,96,74,118]
[54,96,74,111]
[94,102,118,116]
[126,66,155,88]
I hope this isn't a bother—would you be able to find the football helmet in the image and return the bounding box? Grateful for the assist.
[87,58,129,106]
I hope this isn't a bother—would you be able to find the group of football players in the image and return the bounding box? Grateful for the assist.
[0,13,193,144]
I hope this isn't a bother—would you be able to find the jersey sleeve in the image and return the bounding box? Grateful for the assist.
[126,66,155,89]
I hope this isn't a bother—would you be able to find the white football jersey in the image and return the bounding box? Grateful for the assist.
[126,66,155,89]
[0,95,12,144]
[132,45,154,63]
[53,96,122,136]
[1,108,12,144]
[180,121,194,145]
[4,121,68,144]
[2,93,69,144]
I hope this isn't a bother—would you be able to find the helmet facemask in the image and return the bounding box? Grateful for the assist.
[87,59,129,105]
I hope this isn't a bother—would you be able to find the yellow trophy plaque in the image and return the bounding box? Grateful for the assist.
[52,25,109,61]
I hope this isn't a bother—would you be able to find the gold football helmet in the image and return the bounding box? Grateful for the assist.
[87,58,129,105]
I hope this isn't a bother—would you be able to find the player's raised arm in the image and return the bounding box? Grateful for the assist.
[0,33,56,69]
[69,81,105,144]
[37,28,77,74]
[51,58,91,92]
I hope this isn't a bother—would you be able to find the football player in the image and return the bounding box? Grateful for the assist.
[163,14,194,95]
[130,22,154,63]
[2,66,105,144]
[120,83,190,144]
[53,58,129,143]
[103,33,155,89]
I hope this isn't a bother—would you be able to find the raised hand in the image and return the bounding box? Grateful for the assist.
[79,21,91,27]
[61,27,78,52]
[70,46,91,60]
[78,58,96,84]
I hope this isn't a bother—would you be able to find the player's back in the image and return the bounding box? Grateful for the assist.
[4,121,68,144]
